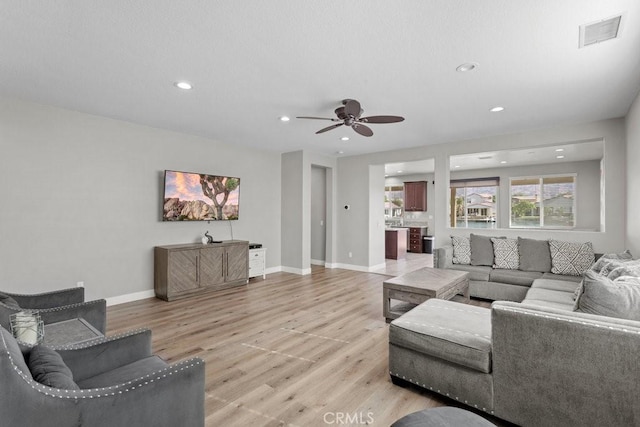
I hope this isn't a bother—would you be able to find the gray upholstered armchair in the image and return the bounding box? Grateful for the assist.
[0,325,205,427]
[0,287,106,334]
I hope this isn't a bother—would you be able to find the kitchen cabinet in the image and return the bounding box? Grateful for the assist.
[404,181,427,211]
[385,228,408,259]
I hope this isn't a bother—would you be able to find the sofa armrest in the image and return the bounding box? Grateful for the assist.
[491,301,640,426]
[8,287,85,309]
[433,245,453,269]
[57,329,154,382]
[38,299,107,334]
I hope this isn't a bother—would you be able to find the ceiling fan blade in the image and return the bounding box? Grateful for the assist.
[344,99,361,118]
[359,115,405,124]
[316,123,344,134]
[352,123,373,137]
[296,116,340,121]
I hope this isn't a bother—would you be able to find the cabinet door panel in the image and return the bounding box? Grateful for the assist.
[226,244,249,282]
[199,246,225,287]
[168,250,199,293]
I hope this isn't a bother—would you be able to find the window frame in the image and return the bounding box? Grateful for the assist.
[449,177,499,229]
[509,173,577,229]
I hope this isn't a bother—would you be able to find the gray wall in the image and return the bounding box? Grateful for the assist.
[626,90,640,255]
[0,97,282,301]
[338,118,628,270]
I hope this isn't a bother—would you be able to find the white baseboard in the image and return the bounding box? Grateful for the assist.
[310,259,325,266]
[281,266,312,275]
[106,290,155,307]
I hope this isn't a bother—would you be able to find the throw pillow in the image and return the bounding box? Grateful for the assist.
[470,234,496,266]
[575,271,640,321]
[518,237,552,272]
[605,260,640,281]
[28,345,80,390]
[492,238,519,270]
[590,250,634,274]
[0,291,20,309]
[451,236,471,265]
[549,240,594,276]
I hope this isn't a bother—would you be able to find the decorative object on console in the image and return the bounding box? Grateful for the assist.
[162,170,240,221]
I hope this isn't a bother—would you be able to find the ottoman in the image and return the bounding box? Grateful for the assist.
[389,299,495,413]
[392,407,494,426]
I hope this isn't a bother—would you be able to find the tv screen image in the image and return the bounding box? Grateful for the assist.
[163,170,240,221]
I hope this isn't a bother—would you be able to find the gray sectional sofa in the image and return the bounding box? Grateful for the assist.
[390,235,640,426]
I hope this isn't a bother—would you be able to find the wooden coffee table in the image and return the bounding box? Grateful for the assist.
[383,268,470,322]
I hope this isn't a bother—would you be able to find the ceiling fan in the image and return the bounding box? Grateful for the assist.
[296,99,404,137]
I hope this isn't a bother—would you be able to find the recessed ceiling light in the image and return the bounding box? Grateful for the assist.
[279,116,290,122]
[397,170,403,173]
[557,155,565,159]
[454,165,461,168]
[555,148,564,152]
[456,62,479,72]
[337,150,344,154]
[490,106,505,112]
[174,81,192,90]
[500,161,507,164]
[341,136,349,141]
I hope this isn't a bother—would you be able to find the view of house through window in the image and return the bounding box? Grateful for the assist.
[384,186,404,219]
[510,175,576,228]
[449,178,499,229]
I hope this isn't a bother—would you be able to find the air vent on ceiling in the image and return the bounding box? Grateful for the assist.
[579,14,624,48]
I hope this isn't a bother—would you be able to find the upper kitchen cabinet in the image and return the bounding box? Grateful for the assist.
[404,181,427,211]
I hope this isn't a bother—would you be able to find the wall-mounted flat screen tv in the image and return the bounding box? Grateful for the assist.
[162,170,240,221]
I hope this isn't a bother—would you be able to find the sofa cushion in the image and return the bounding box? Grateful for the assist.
[530,279,581,293]
[447,264,492,281]
[451,236,471,265]
[76,355,168,389]
[489,269,542,287]
[549,240,594,276]
[470,234,496,266]
[540,272,583,283]
[492,238,519,270]
[518,237,552,272]
[28,345,79,390]
[389,299,492,373]
[0,327,32,379]
[0,291,20,309]
[575,271,640,321]
[522,288,577,311]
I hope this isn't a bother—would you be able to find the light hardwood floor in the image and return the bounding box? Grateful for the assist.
[107,267,504,427]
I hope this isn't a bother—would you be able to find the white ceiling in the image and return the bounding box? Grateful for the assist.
[1,1,639,157]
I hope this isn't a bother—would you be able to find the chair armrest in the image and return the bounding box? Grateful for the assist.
[433,245,453,269]
[38,299,107,334]
[57,329,153,382]
[8,287,85,309]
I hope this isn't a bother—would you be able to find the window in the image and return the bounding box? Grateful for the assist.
[510,175,576,228]
[449,178,499,229]
[384,186,404,219]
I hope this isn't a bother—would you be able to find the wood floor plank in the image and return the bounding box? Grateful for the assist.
[107,266,506,426]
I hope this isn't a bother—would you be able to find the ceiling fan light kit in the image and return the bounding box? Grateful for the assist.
[296,99,404,137]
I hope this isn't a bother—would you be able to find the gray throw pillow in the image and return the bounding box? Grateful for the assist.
[605,260,640,281]
[470,234,495,266]
[575,271,640,321]
[28,345,80,390]
[0,291,20,309]
[590,250,634,274]
[518,237,552,272]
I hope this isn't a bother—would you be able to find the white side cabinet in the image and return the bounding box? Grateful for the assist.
[249,247,266,279]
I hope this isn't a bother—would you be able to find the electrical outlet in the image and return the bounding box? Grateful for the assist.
[77,281,84,288]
